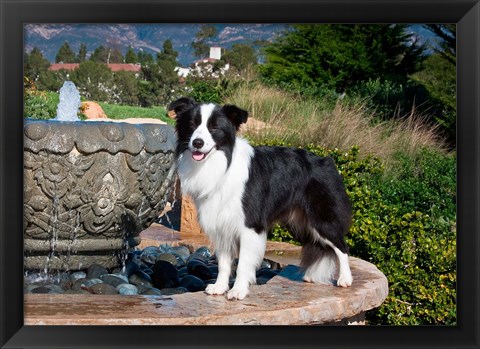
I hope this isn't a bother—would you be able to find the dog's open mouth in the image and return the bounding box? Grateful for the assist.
[191,149,212,161]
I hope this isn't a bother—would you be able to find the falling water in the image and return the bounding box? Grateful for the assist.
[159,177,179,240]
[137,197,149,219]
[54,81,81,121]
[43,190,59,275]
[65,211,81,271]
[120,217,129,273]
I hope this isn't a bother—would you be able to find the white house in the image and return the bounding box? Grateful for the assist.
[176,46,230,79]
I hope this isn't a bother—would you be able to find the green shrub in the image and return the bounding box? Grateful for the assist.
[347,182,456,325]
[24,85,59,120]
[186,78,237,104]
[373,149,456,221]
[269,225,300,245]
[249,138,456,325]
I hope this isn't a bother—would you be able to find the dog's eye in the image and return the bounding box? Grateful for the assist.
[190,120,197,128]
[209,127,217,132]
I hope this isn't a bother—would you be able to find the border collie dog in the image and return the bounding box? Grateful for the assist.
[169,97,353,300]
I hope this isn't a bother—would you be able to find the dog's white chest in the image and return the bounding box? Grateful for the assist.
[177,137,254,241]
[195,187,245,237]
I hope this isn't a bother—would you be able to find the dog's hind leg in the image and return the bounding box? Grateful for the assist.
[301,243,337,285]
[227,229,267,300]
[302,232,353,287]
[331,242,353,287]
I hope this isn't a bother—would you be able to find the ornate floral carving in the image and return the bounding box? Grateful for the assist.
[24,119,176,270]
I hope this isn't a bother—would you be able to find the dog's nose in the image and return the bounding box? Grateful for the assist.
[192,138,204,149]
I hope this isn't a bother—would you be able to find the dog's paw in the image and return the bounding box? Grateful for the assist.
[337,273,353,287]
[227,286,249,300]
[205,282,230,295]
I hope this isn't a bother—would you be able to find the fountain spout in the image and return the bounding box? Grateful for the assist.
[54,81,81,121]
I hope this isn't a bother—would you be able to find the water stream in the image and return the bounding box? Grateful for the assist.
[54,81,81,121]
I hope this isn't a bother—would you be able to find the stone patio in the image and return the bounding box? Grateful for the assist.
[24,222,388,325]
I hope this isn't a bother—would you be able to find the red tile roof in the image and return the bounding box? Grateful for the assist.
[107,63,141,72]
[48,63,141,72]
[49,63,79,71]
[193,58,219,65]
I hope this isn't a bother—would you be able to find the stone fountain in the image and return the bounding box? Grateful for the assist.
[23,82,177,270]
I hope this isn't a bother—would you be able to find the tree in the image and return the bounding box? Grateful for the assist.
[25,47,50,80]
[55,42,76,63]
[423,24,456,65]
[113,71,139,105]
[108,48,124,64]
[37,70,67,91]
[192,24,217,58]
[413,25,456,144]
[125,46,138,63]
[89,45,123,63]
[157,39,178,63]
[78,43,87,62]
[222,43,257,71]
[137,51,154,66]
[89,45,109,63]
[140,40,180,106]
[259,24,426,93]
[70,61,114,101]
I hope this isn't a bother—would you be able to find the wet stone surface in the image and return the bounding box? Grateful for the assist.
[24,245,282,296]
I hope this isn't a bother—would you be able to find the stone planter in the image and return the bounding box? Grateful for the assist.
[23,119,176,270]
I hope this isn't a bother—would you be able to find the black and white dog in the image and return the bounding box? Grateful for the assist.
[169,97,353,300]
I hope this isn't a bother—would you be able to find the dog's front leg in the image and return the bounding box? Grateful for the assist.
[205,250,232,295]
[227,229,267,300]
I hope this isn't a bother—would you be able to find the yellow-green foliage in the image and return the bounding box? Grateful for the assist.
[24,77,59,119]
[250,138,456,325]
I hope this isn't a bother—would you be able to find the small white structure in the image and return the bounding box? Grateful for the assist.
[176,46,230,79]
[175,67,191,78]
[209,46,222,60]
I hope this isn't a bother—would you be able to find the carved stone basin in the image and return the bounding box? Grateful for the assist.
[23,119,176,271]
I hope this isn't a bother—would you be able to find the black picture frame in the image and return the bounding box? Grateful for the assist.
[1,0,478,348]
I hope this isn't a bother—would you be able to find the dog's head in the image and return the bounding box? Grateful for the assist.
[168,97,248,164]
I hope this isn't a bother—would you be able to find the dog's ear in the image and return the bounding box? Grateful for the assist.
[167,97,197,118]
[222,104,248,130]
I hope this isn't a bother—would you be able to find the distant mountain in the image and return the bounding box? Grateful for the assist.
[24,24,438,66]
[24,24,287,66]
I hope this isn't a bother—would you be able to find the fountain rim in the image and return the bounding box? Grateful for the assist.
[23,118,177,155]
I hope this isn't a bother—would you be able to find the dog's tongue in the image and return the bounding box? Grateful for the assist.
[192,151,205,161]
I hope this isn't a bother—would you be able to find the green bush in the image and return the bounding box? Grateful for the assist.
[185,78,236,104]
[373,149,456,221]
[250,138,456,325]
[24,87,59,120]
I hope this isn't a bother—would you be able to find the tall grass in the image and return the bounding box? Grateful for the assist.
[225,82,447,170]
